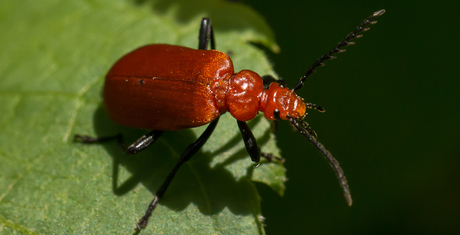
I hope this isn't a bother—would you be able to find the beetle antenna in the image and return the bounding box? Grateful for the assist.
[289,116,352,206]
[293,9,385,91]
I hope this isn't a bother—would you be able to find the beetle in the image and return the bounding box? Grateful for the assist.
[75,9,385,231]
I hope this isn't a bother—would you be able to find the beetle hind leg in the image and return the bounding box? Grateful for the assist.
[74,133,122,144]
[136,117,220,231]
[74,130,164,154]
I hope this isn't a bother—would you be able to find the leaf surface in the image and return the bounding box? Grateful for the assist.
[0,0,285,234]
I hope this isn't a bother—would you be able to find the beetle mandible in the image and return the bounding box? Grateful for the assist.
[75,9,385,231]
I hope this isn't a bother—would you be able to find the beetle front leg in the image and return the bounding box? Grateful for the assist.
[237,120,261,163]
[237,120,284,164]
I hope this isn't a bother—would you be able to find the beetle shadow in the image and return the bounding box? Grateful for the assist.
[90,105,276,219]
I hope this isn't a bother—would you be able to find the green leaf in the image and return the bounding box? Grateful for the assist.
[0,0,285,234]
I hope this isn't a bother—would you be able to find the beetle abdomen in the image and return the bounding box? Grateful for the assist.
[104,44,234,130]
[104,76,219,130]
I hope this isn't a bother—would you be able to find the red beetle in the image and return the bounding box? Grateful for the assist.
[75,10,385,231]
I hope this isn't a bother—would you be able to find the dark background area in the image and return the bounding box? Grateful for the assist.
[242,1,460,234]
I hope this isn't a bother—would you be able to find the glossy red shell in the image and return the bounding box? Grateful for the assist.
[104,44,233,130]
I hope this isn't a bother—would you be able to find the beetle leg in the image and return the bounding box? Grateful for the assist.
[126,130,164,154]
[74,133,122,144]
[74,130,164,155]
[136,117,220,231]
[198,18,216,50]
[74,133,125,151]
[237,120,261,163]
[237,120,284,164]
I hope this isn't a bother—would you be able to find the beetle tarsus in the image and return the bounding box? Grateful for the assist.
[74,134,124,152]
[135,196,159,231]
[73,134,121,143]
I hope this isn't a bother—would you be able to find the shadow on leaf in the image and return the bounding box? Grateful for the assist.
[89,105,274,218]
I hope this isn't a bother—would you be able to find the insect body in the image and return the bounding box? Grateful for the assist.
[104,44,306,130]
[75,10,385,231]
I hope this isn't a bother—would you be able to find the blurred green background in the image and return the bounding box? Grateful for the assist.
[244,1,460,234]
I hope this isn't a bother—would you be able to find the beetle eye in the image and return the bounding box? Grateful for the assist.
[273,109,281,120]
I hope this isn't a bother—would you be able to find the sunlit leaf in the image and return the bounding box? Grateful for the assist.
[0,0,284,234]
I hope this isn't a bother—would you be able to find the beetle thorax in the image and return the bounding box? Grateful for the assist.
[225,70,264,121]
[221,70,306,122]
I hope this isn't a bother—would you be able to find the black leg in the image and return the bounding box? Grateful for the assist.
[293,9,385,91]
[126,130,164,154]
[198,18,216,50]
[237,120,261,163]
[74,133,122,144]
[237,120,284,164]
[74,130,164,155]
[136,117,220,230]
